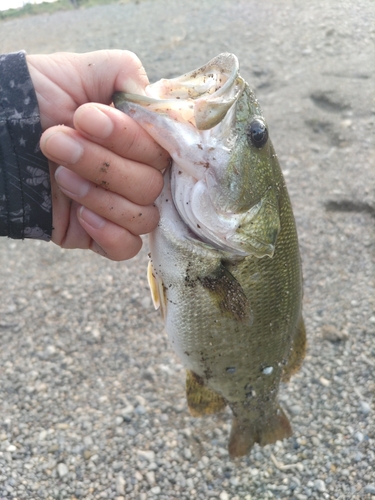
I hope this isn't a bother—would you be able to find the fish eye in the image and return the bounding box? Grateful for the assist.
[247,119,268,148]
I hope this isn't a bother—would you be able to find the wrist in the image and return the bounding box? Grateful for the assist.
[0,51,52,240]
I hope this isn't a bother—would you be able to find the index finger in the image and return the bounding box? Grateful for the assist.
[73,103,170,171]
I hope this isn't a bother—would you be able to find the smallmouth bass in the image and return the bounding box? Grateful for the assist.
[114,53,306,458]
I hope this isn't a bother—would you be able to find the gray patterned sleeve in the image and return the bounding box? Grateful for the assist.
[0,51,52,241]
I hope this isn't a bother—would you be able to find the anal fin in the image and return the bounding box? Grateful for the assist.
[228,405,292,458]
[186,370,227,417]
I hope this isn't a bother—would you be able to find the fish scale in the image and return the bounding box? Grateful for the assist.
[114,53,305,458]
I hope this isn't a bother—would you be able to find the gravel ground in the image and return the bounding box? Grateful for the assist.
[0,1,374,499]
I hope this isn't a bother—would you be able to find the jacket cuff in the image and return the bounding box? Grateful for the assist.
[0,51,52,241]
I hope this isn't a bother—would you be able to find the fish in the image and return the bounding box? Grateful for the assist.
[113,53,306,458]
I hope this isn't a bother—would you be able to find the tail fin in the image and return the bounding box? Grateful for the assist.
[228,405,292,458]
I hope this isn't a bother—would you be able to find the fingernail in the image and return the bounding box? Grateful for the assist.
[122,79,147,96]
[44,130,84,164]
[78,206,106,229]
[55,166,90,197]
[76,105,114,139]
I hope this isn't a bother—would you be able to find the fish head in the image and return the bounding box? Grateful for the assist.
[113,53,281,258]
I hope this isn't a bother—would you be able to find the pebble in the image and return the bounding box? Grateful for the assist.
[354,431,364,442]
[314,479,326,492]
[321,324,349,341]
[219,492,230,500]
[135,405,147,415]
[290,476,301,489]
[112,461,124,472]
[364,484,375,494]
[176,472,186,487]
[141,296,151,309]
[150,486,161,495]
[319,376,330,387]
[83,449,94,460]
[57,463,68,478]
[135,395,147,406]
[137,449,155,462]
[186,478,194,489]
[121,405,135,416]
[38,430,47,441]
[145,471,155,486]
[83,435,94,447]
[290,404,302,415]
[360,401,371,415]
[115,416,123,426]
[115,474,126,495]
[134,471,143,481]
[311,436,320,446]
[230,476,240,486]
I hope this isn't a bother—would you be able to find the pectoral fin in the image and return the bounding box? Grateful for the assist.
[147,260,167,319]
[186,370,227,417]
[199,264,252,324]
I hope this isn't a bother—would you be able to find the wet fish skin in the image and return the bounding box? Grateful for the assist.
[114,53,305,458]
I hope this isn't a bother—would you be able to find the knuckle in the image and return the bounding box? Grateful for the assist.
[141,170,164,204]
[122,50,145,74]
[127,208,159,236]
[98,230,142,261]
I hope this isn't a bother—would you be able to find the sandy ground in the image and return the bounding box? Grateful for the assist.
[0,1,374,499]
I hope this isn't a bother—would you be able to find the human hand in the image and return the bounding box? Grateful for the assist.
[27,50,169,260]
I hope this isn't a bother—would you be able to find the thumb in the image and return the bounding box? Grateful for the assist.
[27,50,149,129]
[75,49,149,102]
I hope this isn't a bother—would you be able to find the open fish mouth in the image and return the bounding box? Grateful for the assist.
[115,53,245,131]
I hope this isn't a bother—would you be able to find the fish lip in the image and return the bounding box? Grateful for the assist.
[113,53,246,131]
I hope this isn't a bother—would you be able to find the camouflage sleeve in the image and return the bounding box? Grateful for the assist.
[0,51,52,241]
